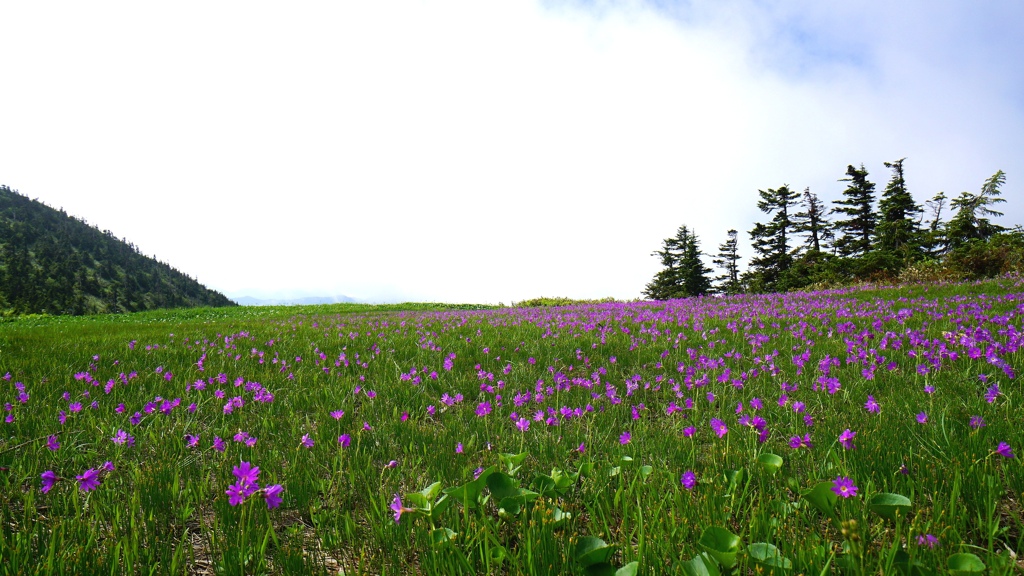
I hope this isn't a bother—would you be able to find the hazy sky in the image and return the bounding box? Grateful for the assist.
[2,1,1022,303]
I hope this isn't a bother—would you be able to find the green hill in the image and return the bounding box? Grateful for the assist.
[0,185,235,315]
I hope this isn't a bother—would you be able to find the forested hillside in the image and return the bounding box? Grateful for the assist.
[0,185,235,315]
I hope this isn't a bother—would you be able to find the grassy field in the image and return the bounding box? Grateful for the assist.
[0,280,1022,575]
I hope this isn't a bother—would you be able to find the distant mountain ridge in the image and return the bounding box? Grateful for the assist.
[0,185,235,315]
[233,295,358,306]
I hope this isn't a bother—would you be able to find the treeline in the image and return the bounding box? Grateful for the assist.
[0,185,235,315]
[644,161,1021,299]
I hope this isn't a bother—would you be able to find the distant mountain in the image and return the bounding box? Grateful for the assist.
[0,185,235,315]
[233,295,358,306]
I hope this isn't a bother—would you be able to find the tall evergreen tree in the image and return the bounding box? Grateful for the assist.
[946,170,1007,250]
[875,158,923,257]
[746,185,800,293]
[643,225,713,300]
[712,229,742,295]
[922,191,948,256]
[831,164,877,257]
[792,187,831,253]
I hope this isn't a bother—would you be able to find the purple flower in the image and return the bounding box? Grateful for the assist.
[923,384,935,394]
[916,534,939,548]
[386,460,399,469]
[69,402,82,413]
[864,395,880,414]
[300,434,314,448]
[46,435,60,451]
[185,434,200,448]
[619,431,631,445]
[213,436,226,452]
[838,429,856,450]
[831,476,857,498]
[969,415,986,429]
[683,426,696,437]
[995,442,1015,458]
[130,412,142,426]
[985,384,1001,404]
[76,468,102,492]
[516,417,530,432]
[456,442,464,454]
[263,484,284,509]
[330,410,345,420]
[916,412,928,424]
[40,470,58,493]
[363,421,372,431]
[226,482,248,506]
[232,462,260,485]
[577,442,586,454]
[390,493,413,523]
[339,434,351,448]
[111,429,134,446]
[710,418,728,438]
[681,470,696,490]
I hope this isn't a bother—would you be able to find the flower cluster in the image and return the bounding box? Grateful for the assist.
[225,461,284,509]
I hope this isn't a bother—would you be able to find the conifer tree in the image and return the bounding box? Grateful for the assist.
[792,187,831,253]
[746,185,800,292]
[875,158,923,257]
[712,229,742,295]
[643,225,713,300]
[946,170,1007,250]
[922,191,948,256]
[831,164,877,257]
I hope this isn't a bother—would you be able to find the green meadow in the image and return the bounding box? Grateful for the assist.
[0,279,1021,575]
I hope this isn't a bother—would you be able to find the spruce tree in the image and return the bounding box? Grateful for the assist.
[792,187,831,253]
[831,164,877,257]
[746,185,800,293]
[946,170,1007,249]
[643,225,713,300]
[875,158,923,257]
[922,191,948,256]
[712,229,742,295]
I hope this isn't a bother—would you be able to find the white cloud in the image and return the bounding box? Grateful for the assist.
[1,1,1021,303]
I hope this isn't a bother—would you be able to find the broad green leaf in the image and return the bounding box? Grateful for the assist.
[947,553,985,575]
[747,543,792,573]
[583,563,617,576]
[404,492,429,509]
[620,456,634,464]
[419,481,442,500]
[680,554,721,576]
[757,453,784,475]
[430,527,456,547]
[609,466,622,477]
[550,506,571,527]
[487,472,520,501]
[724,468,746,491]
[430,494,451,519]
[868,493,912,522]
[499,451,529,474]
[616,561,639,576]
[801,481,838,519]
[639,465,653,479]
[551,467,578,495]
[498,496,522,517]
[699,526,742,569]
[574,536,616,567]
[533,474,557,497]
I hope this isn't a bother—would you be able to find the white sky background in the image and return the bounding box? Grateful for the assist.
[1,1,1022,304]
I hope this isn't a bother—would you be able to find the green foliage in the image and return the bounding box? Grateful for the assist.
[644,225,713,300]
[875,158,924,259]
[946,170,1007,250]
[745,185,801,293]
[832,164,878,257]
[0,185,234,315]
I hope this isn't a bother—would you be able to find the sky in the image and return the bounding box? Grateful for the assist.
[2,1,1022,304]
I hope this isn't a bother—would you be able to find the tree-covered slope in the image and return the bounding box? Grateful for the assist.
[0,185,235,315]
